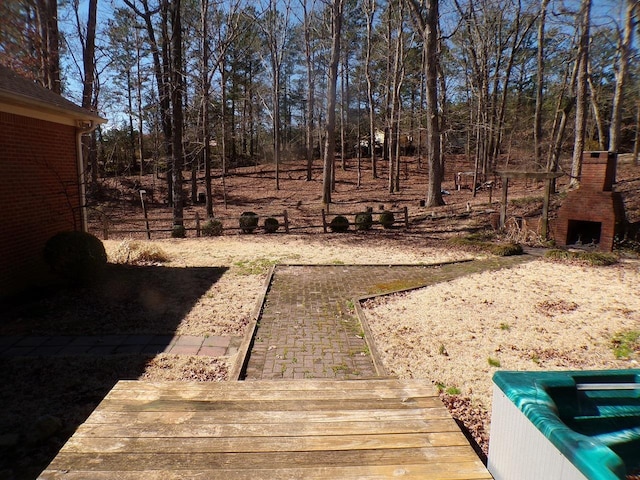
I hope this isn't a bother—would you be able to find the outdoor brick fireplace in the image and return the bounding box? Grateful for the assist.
[553,151,625,251]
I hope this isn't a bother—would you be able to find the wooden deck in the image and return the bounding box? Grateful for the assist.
[39,379,492,479]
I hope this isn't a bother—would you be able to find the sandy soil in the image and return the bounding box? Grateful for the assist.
[362,258,640,452]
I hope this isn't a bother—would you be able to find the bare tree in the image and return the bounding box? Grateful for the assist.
[569,0,591,188]
[36,0,61,93]
[533,0,550,164]
[301,0,317,181]
[170,0,185,227]
[363,0,378,179]
[609,0,638,152]
[255,0,291,191]
[123,0,174,202]
[321,0,345,206]
[408,0,443,207]
[388,0,405,193]
[68,0,99,181]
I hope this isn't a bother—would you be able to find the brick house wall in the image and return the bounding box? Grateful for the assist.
[0,111,82,297]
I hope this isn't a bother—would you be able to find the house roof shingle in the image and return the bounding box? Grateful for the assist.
[0,65,105,124]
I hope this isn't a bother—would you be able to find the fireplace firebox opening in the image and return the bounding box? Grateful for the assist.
[566,220,602,246]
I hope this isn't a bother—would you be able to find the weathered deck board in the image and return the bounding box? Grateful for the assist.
[39,379,492,479]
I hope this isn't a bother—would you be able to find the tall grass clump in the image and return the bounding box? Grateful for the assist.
[110,239,170,265]
[545,249,617,266]
[447,233,523,256]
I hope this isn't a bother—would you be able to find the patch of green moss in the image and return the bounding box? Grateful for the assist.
[612,330,640,359]
[233,258,277,275]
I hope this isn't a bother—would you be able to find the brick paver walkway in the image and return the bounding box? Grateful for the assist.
[243,255,531,380]
[0,334,241,357]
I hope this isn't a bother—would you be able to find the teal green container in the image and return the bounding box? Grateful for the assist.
[489,370,640,480]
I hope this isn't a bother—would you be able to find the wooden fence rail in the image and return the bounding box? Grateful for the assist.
[90,207,411,240]
[94,210,290,240]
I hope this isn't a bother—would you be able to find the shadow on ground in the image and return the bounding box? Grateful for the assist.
[0,264,227,479]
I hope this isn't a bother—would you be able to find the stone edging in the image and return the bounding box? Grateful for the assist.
[228,264,277,381]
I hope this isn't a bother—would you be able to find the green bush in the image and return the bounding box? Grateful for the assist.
[355,212,373,231]
[329,215,350,233]
[239,211,259,233]
[171,224,186,238]
[379,211,395,229]
[43,231,107,283]
[264,217,280,233]
[202,219,223,237]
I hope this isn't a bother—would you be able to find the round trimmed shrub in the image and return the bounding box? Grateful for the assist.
[239,211,259,233]
[355,212,373,231]
[264,217,280,233]
[43,231,107,283]
[171,224,186,238]
[329,215,350,233]
[202,219,223,237]
[379,211,395,229]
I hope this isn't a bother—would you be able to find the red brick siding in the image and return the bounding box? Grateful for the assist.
[0,111,81,297]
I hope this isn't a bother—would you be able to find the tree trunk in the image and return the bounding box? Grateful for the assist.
[409,0,443,207]
[76,0,98,183]
[586,59,606,150]
[570,0,591,189]
[170,0,184,226]
[303,0,315,181]
[201,0,213,217]
[322,0,344,206]
[123,0,173,198]
[35,0,61,93]
[534,0,549,164]
[609,0,637,152]
[364,0,377,179]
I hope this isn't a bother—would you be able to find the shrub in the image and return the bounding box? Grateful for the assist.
[171,224,186,238]
[329,215,350,233]
[239,211,259,233]
[43,231,107,283]
[355,212,373,231]
[202,219,223,237]
[264,217,279,233]
[379,211,395,229]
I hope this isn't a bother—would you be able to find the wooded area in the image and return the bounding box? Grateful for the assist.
[1,0,639,225]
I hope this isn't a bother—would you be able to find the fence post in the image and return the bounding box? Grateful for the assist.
[283,210,289,233]
[322,209,327,233]
[140,190,151,240]
[404,206,409,229]
[195,212,201,237]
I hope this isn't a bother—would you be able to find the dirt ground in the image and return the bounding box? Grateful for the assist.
[2,155,640,478]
